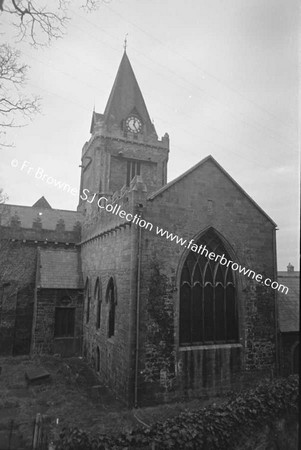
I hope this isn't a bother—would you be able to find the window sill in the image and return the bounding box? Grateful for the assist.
[179,343,242,351]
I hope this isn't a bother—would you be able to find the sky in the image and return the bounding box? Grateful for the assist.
[0,0,299,270]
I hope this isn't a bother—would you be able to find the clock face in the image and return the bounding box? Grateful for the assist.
[126,116,142,133]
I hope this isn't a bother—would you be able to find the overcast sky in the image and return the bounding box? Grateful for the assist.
[0,0,299,270]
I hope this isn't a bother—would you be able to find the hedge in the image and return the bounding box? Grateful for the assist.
[55,375,299,449]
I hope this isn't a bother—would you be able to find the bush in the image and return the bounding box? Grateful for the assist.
[55,375,299,449]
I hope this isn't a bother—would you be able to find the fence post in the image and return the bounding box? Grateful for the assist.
[32,413,41,450]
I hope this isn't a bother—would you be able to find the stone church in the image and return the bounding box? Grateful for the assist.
[0,51,284,406]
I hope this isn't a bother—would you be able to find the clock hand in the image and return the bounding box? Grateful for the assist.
[133,119,139,133]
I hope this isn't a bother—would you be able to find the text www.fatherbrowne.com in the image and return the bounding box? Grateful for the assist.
[80,190,289,294]
[155,226,288,294]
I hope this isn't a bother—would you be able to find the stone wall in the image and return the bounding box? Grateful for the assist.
[0,242,36,355]
[0,212,81,356]
[80,174,152,404]
[136,158,277,404]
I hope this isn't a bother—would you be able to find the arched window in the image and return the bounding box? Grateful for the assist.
[85,278,91,324]
[106,278,116,338]
[96,346,100,372]
[94,277,102,329]
[179,229,238,345]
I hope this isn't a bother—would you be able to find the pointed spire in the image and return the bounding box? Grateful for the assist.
[103,52,157,137]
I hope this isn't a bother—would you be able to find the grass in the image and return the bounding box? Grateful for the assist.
[0,355,217,449]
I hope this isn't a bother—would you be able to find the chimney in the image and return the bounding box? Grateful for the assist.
[287,262,294,273]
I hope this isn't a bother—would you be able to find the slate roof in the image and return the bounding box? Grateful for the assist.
[32,196,52,209]
[148,155,277,226]
[278,271,300,333]
[38,248,83,289]
[90,112,104,134]
[103,51,156,137]
[0,202,82,231]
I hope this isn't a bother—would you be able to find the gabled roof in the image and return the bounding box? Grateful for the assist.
[32,196,52,209]
[0,203,82,231]
[103,51,156,136]
[148,155,277,226]
[37,248,83,289]
[278,271,299,332]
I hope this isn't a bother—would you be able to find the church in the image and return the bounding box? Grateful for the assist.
[0,50,281,406]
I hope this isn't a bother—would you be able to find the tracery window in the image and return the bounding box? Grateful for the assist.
[179,229,238,345]
[106,278,116,338]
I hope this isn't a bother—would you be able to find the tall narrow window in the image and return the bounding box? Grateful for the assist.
[106,278,116,338]
[179,229,238,345]
[96,346,100,372]
[85,278,90,324]
[95,278,102,329]
[54,307,75,337]
[126,160,141,186]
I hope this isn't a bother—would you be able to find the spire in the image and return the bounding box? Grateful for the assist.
[103,52,156,137]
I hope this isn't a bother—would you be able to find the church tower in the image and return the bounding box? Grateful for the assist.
[78,51,169,211]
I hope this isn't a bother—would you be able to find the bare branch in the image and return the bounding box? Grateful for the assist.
[2,0,70,46]
[0,44,40,148]
[82,0,101,12]
[1,1,110,46]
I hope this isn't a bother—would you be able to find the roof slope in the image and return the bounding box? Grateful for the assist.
[0,203,81,231]
[32,196,52,209]
[103,52,156,136]
[148,155,276,226]
[38,248,83,289]
[278,271,300,332]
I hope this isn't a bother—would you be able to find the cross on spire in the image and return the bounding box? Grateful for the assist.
[123,33,128,52]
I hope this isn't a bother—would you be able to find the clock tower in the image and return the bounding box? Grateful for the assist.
[78,51,169,211]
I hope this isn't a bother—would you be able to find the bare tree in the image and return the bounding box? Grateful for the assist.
[0,1,110,146]
[0,188,8,204]
[1,1,107,46]
[0,44,39,148]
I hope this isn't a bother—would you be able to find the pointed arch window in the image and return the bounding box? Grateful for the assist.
[85,278,91,324]
[95,278,102,329]
[96,346,100,372]
[106,278,116,338]
[179,229,238,346]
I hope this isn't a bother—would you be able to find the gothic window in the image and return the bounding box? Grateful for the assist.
[85,278,90,324]
[54,307,75,337]
[126,160,141,186]
[95,277,102,329]
[179,229,238,346]
[106,278,116,338]
[96,346,100,372]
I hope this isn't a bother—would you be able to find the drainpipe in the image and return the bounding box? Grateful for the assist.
[134,213,143,408]
[273,226,279,376]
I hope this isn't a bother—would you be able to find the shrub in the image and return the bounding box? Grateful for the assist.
[55,375,299,449]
